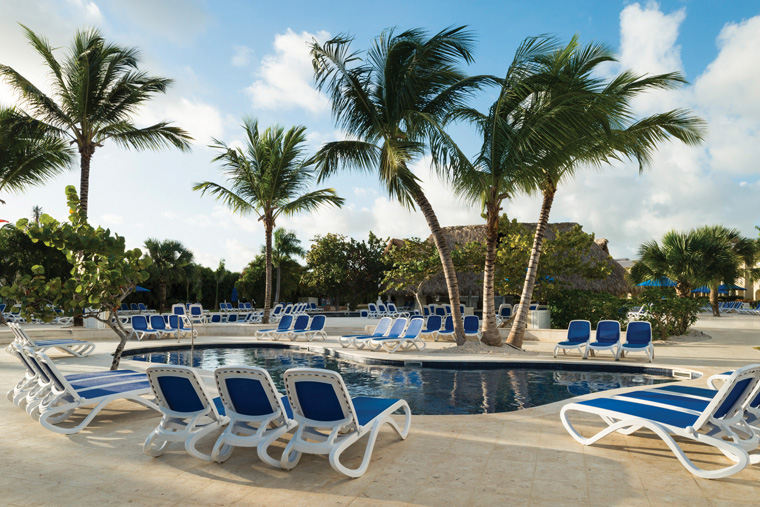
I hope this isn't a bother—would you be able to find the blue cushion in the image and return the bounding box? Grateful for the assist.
[619,390,710,412]
[224,377,275,416]
[78,380,151,400]
[69,373,146,389]
[295,381,344,422]
[156,376,204,412]
[352,397,400,426]
[213,396,226,416]
[577,397,699,428]
[715,377,753,419]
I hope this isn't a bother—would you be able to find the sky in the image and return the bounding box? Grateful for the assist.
[1,0,759,272]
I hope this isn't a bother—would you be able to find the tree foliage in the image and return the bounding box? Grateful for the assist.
[548,289,632,330]
[144,238,193,312]
[0,186,151,369]
[635,288,704,339]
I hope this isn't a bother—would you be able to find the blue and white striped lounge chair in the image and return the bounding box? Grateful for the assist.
[31,351,157,434]
[618,321,654,362]
[290,315,327,342]
[143,366,229,461]
[277,315,308,341]
[130,315,163,340]
[419,315,441,341]
[560,364,760,479]
[553,320,591,358]
[354,318,406,350]
[463,315,481,341]
[255,315,293,340]
[584,320,621,359]
[369,318,425,353]
[280,368,412,477]
[339,317,392,348]
[8,322,95,357]
[211,367,297,466]
[436,316,455,341]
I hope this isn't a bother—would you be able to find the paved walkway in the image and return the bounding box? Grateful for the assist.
[2,315,760,506]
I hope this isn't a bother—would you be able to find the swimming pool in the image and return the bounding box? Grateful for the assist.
[124,345,676,415]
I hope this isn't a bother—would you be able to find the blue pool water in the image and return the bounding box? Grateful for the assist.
[124,346,675,415]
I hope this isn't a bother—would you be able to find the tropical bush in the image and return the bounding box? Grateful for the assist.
[548,289,631,330]
[636,289,704,339]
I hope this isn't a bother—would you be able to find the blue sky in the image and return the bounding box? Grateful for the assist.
[1,0,759,271]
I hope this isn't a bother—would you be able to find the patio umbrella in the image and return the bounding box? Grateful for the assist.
[691,286,710,293]
[231,286,238,303]
[135,285,150,292]
[636,277,677,287]
[719,283,745,291]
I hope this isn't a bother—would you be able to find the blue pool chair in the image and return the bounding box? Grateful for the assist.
[211,366,297,466]
[370,317,425,353]
[276,315,308,341]
[463,315,481,341]
[436,316,454,341]
[419,315,441,341]
[255,315,293,340]
[561,364,760,479]
[150,315,177,341]
[355,318,406,350]
[553,320,591,358]
[281,368,411,477]
[618,321,654,362]
[339,317,392,348]
[8,322,95,357]
[144,366,229,461]
[584,320,621,359]
[130,315,163,340]
[290,315,327,342]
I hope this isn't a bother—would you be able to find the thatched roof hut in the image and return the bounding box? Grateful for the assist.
[385,223,630,298]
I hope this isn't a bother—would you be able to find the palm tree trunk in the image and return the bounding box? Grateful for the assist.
[275,264,281,303]
[481,205,501,346]
[710,284,720,317]
[263,218,273,324]
[412,188,465,345]
[78,145,93,220]
[507,184,555,349]
[159,280,167,313]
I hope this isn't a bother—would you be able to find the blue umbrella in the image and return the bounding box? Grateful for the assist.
[231,286,238,302]
[719,283,745,291]
[135,285,150,292]
[636,277,677,287]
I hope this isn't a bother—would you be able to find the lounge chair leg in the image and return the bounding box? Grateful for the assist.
[280,435,303,470]
[144,430,170,457]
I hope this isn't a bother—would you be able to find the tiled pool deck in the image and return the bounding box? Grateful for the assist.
[2,315,760,506]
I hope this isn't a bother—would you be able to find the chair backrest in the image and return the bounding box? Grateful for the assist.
[463,315,479,334]
[625,321,652,345]
[120,303,129,311]
[283,304,293,315]
[460,304,465,314]
[147,365,221,418]
[529,304,538,310]
[373,317,393,336]
[499,305,511,318]
[595,320,621,344]
[172,304,186,315]
[693,365,760,431]
[0,304,5,313]
[378,304,387,314]
[424,315,442,332]
[167,314,181,329]
[277,314,294,330]
[442,315,454,332]
[138,303,147,311]
[271,304,283,316]
[33,351,75,395]
[368,303,377,313]
[130,303,139,311]
[215,366,291,421]
[283,368,359,429]
[566,320,591,344]
[402,318,424,339]
[309,315,326,331]
[292,315,310,331]
[227,314,239,323]
[444,304,452,314]
[387,318,408,338]
[422,307,430,317]
[149,315,167,331]
[210,314,222,323]
[132,315,149,331]
[435,307,446,316]
[189,304,203,317]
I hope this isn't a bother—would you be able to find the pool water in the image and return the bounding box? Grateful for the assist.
[125,347,674,415]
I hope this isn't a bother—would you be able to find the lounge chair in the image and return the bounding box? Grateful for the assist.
[137,303,155,314]
[463,315,481,341]
[419,315,441,341]
[436,316,455,341]
[189,304,207,324]
[354,318,406,350]
[211,367,297,466]
[130,303,139,313]
[150,315,178,341]
[280,368,412,477]
[31,351,157,434]
[130,315,163,340]
[143,366,229,461]
[276,315,308,341]
[339,317,392,348]
[560,364,760,479]
[496,304,512,326]
[553,320,591,358]
[369,318,425,353]
[8,322,95,357]
[618,321,654,362]
[255,314,293,340]
[584,320,621,359]
[168,315,198,339]
[289,315,327,342]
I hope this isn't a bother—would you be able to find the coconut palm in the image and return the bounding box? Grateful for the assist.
[144,238,193,312]
[262,228,305,304]
[310,27,495,345]
[501,36,705,349]
[630,230,707,297]
[0,26,192,218]
[194,118,344,323]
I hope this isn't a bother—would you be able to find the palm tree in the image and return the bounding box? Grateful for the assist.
[630,230,707,297]
[214,259,227,310]
[0,26,192,218]
[502,36,705,349]
[194,118,344,323]
[263,228,305,304]
[31,205,43,225]
[310,27,495,345]
[144,238,193,312]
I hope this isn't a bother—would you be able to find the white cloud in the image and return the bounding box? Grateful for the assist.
[106,0,210,46]
[231,45,254,68]
[100,213,124,226]
[138,95,227,147]
[246,29,331,113]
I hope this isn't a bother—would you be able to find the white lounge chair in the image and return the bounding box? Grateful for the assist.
[8,322,95,357]
[277,315,308,341]
[255,314,293,340]
[561,364,760,479]
[369,318,425,353]
[143,365,229,461]
[419,315,442,341]
[618,321,654,362]
[354,318,406,350]
[463,315,481,341]
[553,320,591,358]
[280,368,412,477]
[211,366,297,466]
[289,315,327,341]
[584,320,621,359]
[339,317,392,348]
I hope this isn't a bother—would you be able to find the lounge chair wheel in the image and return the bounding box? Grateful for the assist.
[144,431,169,457]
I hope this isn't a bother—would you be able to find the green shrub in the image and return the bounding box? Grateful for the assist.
[548,289,632,329]
[635,289,704,339]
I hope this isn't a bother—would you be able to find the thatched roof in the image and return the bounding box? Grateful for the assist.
[385,223,630,297]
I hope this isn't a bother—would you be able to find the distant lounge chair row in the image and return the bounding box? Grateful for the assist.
[553,320,654,362]
[254,314,327,342]
[119,302,156,315]
[339,317,428,352]
[7,322,94,357]
[130,314,197,341]
[144,365,411,477]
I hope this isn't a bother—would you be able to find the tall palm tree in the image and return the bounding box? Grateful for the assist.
[630,230,707,297]
[194,118,344,323]
[263,228,305,303]
[214,259,227,310]
[0,26,192,218]
[310,27,495,345]
[144,238,193,312]
[503,36,705,349]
